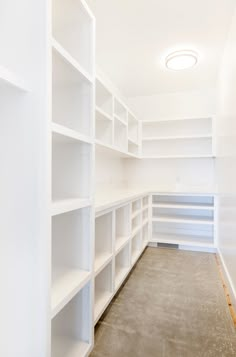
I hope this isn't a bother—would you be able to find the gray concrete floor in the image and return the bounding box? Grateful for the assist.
[90,247,236,357]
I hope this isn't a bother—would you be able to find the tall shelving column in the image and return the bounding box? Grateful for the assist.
[0,1,50,356]
[51,0,95,356]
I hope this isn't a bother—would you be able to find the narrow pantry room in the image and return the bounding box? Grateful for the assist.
[1,0,236,357]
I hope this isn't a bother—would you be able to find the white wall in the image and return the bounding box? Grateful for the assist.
[216,7,236,300]
[125,89,217,193]
[124,158,215,193]
[95,149,126,195]
[128,88,216,120]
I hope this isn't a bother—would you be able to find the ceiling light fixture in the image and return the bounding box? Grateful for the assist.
[165,50,198,71]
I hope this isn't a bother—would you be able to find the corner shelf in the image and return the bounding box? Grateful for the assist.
[142,117,214,158]
[152,194,215,249]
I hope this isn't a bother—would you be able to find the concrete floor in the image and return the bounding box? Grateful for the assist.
[90,247,236,357]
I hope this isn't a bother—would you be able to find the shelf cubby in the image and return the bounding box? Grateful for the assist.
[52,133,92,203]
[52,0,94,76]
[96,78,113,116]
[95,114,113,146]
[51,207,91,317]
[114,98,127,123]
[115,204,130,253]
[114,117,128,152]
[115,243,130,290]
[95,213,113,275]
[52,46,93,137]
[131,232,142,265]
[51,282,92,357]
[94,262,113,324]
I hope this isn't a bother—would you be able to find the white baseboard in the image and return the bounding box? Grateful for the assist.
[218,248,236,310]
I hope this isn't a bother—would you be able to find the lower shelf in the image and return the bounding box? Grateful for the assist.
[115,267,129,290]
[94,253,112,276]
[94,290,113,323]
[151,233,214,248]
[52,337,91,357]
[51,269,91,318]
[115,236,130,253]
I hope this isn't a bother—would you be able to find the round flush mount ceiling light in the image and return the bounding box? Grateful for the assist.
[165,50,198,71]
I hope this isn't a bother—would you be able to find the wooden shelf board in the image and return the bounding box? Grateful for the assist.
[152,215,214,225]
[94,290,113,324]
[52,38,93,84]
[152,203,214,210]
[115,236,130,254]
[0,65,28,92]
[96,106,113,121]
[94,253,113,276]
[51,198,91,216]
[51,269,91,319]
[52,122,92,144]
[52,336,91,357]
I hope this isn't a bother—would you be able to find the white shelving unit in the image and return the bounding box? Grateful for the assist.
[51,1,95,356]
[95,76,141,158]
[142,117,215,158]
[151,194,215,249]
[94,194,150,325]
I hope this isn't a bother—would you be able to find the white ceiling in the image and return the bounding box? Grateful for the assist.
[86,0,236,97]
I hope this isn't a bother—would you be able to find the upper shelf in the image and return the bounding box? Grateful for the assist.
[0,65,28,92]
[52,39,92,84]
[52,0,94,76]
[143,134,212,141]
